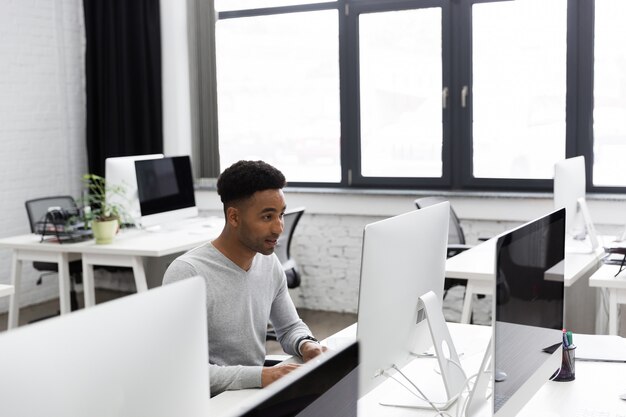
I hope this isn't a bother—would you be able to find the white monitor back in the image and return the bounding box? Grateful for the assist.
[105,154,164,225]
[356,202,449,397]
[0,277,210,417]
[553,156,585,236]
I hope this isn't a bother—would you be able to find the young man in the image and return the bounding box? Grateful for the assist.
[163,160,325,395]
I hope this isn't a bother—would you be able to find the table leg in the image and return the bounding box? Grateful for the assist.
[609,289,618,335]
[131,256,148,292]
[461,282,475,324]
[8,251,22,329]
[82,258,96,308]
[57,252,71,315]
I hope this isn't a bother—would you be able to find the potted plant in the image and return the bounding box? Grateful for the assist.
[80,174,128,244]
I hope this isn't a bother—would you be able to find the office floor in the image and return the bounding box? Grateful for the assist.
[0,286,623,338]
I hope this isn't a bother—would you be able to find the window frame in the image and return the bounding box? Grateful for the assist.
[209,0,626,195]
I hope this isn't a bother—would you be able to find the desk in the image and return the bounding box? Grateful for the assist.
[210,323,626,416]
[445,237,603,331]
[0,217,222,329]
[589,263,626,335]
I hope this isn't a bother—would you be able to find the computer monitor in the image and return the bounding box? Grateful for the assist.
[553,156,599,251]
[105,153,164,225]
[356,203,450,406]
[493,208,565,416]
[464,209,565,417]
[135,155,199,228]
[0,277,210,417]
[225,341,359,417]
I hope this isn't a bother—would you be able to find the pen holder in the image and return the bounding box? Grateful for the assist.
[554,345,576,382]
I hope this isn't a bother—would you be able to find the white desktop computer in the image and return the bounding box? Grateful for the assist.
[356,202,466,410]
[554,156,599,252]
[464,209,565,417]
[0,277,210,417]
[105,153,164,225]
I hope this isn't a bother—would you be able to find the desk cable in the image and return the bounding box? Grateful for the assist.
[382,358,472,417]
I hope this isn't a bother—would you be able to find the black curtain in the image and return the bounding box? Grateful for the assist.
[83,0,163,177]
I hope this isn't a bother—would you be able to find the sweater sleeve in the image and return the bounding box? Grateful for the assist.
[269,265,312,357]
[209,364,263,396]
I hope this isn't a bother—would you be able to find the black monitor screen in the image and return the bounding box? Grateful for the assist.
[494,208,565,414]
[495,208,565,328]
[135,156,196,216]
[238,342,359,417]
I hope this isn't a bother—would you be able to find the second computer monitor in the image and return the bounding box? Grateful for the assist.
[356,202,449,398]
[104,153,164,224]
[493,208,565,416]
[135,155,198,228]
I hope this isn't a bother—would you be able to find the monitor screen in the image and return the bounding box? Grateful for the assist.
[135,155,198,227]
[0,277,210,417]
[231,342,359,417]
[356,203,449,404]
[493,208,565,416]
[104,154,164,224]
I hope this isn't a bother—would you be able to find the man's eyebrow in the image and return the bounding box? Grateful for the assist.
[260,206,287,214]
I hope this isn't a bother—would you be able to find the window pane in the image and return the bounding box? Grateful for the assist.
[215,0,330,12]
[593,1,626,187]
[215,11,341,182]
[359,8,443,178]
[472,0,567,179]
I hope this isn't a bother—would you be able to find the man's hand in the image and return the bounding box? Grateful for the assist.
[261,363,300,387]
[300,341,328,363]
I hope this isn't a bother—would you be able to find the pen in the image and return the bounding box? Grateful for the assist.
[566,331,573,347]
[562,329,569,347]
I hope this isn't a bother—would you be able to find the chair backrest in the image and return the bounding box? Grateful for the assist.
[414,197,466,245]
[275,207,305,265]
[25,196,78,233]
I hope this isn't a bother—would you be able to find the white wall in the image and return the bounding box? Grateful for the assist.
[0,0,87,312]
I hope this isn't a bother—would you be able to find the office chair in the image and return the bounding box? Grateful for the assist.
[267,207,306,341]
[25,196,82,312]
[414,197,472,298]
[275,207,306,289]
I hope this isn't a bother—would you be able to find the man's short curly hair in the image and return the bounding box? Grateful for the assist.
[217,160,286,205]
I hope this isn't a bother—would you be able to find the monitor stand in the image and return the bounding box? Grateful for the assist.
[378,291,467,410]
[565,197,599,254]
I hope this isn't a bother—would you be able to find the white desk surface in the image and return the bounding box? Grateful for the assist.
[589,263,626,290]
[210,322,626,417]
[0,284,14,298]
[0,217,224,328]
[445,237,603,288]
[0,217,223,257]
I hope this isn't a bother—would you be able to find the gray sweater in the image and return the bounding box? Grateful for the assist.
[162,243,311,395]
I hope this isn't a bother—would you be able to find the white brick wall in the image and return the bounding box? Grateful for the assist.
[0,0,87,312]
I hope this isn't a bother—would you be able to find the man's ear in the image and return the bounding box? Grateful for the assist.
[226,206,239,228]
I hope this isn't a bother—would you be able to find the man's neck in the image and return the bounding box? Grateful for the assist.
[212,234,255,271]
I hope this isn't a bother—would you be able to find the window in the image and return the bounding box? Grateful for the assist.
[472,0,567,179]
[593,0,626,187]
[215,8,341,183]
[358,8,443,178]
[208,0,626,194]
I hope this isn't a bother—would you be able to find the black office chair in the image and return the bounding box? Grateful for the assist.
[414,197,472,298]
[25,196,83,312]
[275,207,306,289]
[267,207,306,341]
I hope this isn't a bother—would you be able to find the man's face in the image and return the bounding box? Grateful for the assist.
[236,189,286,256]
